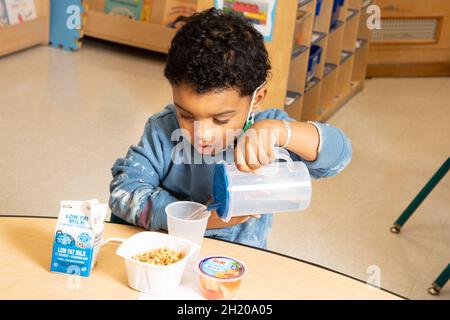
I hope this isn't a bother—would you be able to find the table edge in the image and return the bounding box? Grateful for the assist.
[0,215,407,300]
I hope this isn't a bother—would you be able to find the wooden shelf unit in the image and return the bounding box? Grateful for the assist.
[352,0,371,91]
[285,0,316,119]
[84,0,179,54]
[82,0,371,118]
[286,0,372,122]
[0,0,50,57]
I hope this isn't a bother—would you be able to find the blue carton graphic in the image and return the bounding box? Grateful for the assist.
[50,199,107,277]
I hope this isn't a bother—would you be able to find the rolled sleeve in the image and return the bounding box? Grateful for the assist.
[109,115,178,230]
[302,122,352,178]
[254,109,352,179]
[149,189,179,231]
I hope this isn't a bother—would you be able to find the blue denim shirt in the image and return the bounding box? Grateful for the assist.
[109,105,352,248]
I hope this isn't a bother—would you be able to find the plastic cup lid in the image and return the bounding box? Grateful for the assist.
[197,255,246,282]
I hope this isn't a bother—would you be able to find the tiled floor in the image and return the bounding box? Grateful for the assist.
[1,38,449,299]
[270,77,450,300]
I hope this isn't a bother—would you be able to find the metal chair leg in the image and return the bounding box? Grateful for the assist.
[390,157,450,234]
[428,264,450,296]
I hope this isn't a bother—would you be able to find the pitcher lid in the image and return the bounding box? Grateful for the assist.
[212,163,230,221]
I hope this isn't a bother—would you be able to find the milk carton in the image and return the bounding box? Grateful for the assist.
[50,199,107,277]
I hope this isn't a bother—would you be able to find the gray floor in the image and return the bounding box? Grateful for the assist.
[1,38,449,299]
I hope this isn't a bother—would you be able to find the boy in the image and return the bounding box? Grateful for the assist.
[109,8,352,248]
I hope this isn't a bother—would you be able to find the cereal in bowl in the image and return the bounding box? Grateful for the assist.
[132,247,184,266]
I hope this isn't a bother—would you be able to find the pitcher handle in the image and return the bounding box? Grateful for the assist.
[273,147,295,171]
[274,147,293,163]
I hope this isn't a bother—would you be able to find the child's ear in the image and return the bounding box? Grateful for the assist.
[251,87,267,113]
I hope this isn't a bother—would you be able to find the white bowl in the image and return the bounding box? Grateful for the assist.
[116,231,200,296]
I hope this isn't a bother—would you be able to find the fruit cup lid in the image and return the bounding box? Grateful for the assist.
[197,256,246,281]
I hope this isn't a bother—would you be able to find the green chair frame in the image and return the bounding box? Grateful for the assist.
[390,157,450,296]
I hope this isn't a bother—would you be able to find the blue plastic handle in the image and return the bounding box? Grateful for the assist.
[315,0,322,16]
[207,203,221,211]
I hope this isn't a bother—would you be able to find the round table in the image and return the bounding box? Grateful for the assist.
[0,216,403,299]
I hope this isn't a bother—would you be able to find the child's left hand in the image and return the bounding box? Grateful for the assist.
[205,197,260,230]
[234,119,283,173]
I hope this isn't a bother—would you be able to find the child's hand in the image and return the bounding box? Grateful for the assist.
[206,210,260,229]
[234,119,281,173]
[205,197,260,230]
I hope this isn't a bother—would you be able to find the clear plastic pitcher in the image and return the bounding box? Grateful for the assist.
[210,148,312,222]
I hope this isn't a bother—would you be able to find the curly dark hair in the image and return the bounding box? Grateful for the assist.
[164,8,271,97]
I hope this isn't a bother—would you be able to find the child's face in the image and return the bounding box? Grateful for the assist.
[172,84,266,155]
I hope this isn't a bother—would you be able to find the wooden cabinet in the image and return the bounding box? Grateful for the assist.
[368,0,450,76]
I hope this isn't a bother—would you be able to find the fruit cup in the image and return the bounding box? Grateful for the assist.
[196,255,247,300]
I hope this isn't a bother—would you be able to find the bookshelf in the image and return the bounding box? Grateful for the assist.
[286,0,373,122]
[0,0,50,57]
[84,0,178,53]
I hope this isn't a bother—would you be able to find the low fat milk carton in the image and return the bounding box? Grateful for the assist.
[50,199,107,277]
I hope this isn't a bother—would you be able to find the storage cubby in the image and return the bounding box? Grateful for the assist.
[337,51,354,95]
[313,0,334,33]
[342,8,360,51]
[284,91,304,121]
[320,62,338,110]
[0,0,50,57]
[288,47,310,95]
[352,38,369,83]
[285,0,372,121]
[286,0,317,119]
[357,0,372,40]
[302,76,322,121]
[293,1,314,54]
[352,0,372,85]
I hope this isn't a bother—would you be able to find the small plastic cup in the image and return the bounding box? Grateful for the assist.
[165,201,211,246]
[196,255,247,300]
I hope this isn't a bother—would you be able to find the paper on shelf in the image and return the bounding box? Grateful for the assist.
[4,0,37,25]
[0,0,9,26]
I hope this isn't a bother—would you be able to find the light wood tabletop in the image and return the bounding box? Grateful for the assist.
[0,216,403,300]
